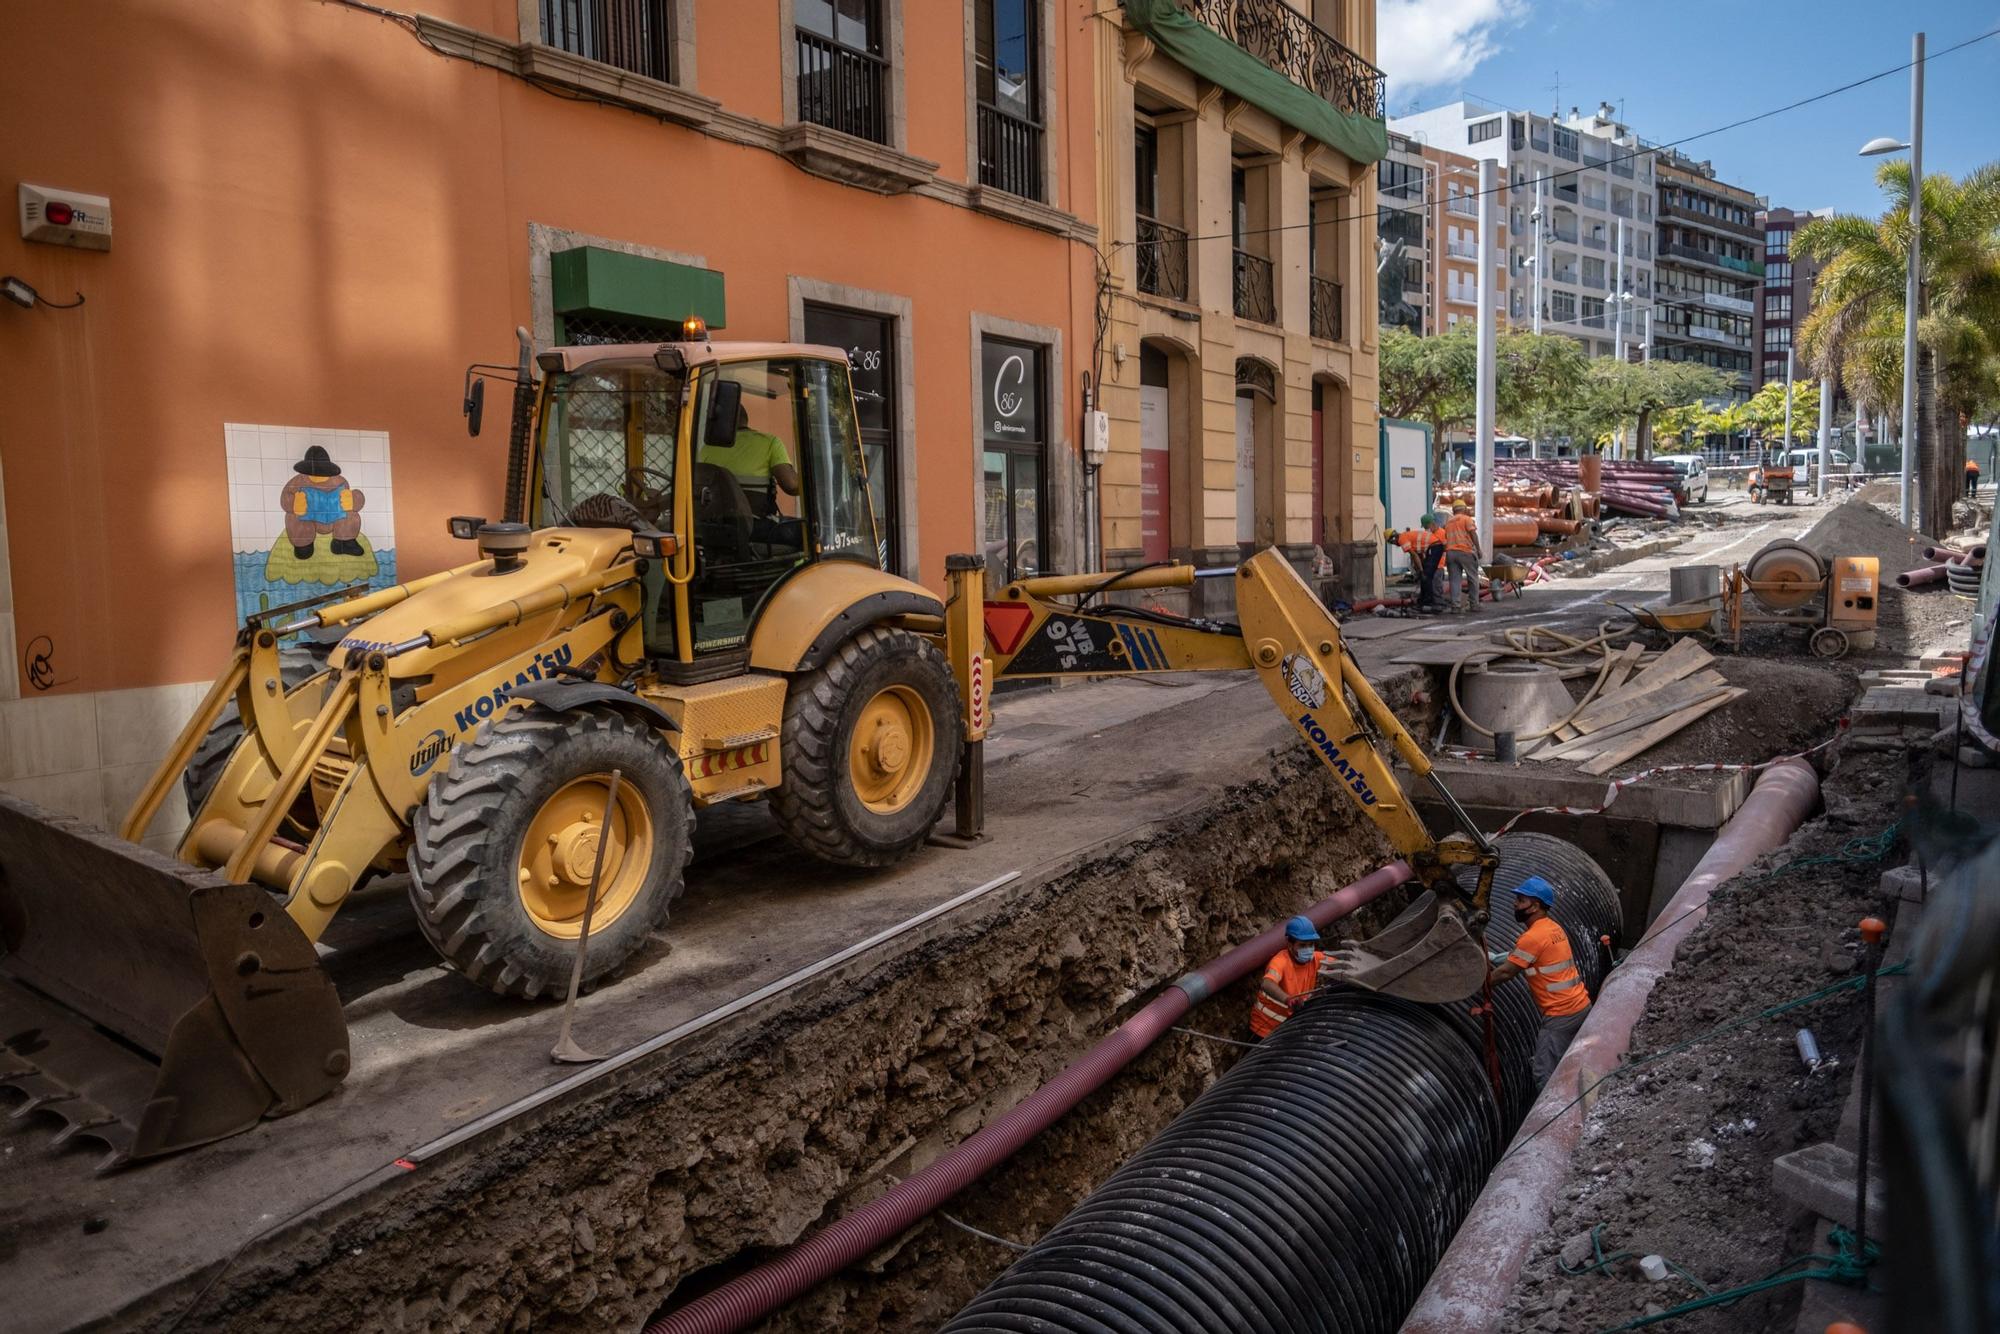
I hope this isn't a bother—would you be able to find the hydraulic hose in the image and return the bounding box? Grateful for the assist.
[645,861,1416,1334]
[941,832,1622,1334]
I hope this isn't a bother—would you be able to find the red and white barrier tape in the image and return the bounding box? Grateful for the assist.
[1463,720,1850,837]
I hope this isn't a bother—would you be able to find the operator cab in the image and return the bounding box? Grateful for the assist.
[529,335,881,675]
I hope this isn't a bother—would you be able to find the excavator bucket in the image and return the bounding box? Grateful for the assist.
[0,794,347,1170]
[1326,891,1489,1005]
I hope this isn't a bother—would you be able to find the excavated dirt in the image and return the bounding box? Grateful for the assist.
[1500,743,1914,1333]
[167,722,1427,1334]
[1799,496,1932,582]
[1612,656,1854,776]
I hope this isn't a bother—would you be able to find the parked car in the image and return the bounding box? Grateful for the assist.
[1657,454,1709,505]
[1785,448,1855,474]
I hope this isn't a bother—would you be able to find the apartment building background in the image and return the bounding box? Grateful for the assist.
[0,0,1098,834]
[1375,134,1507,337]
[1099,0,1389,605]
[1393,100,1654,359]
[1653,149,1762,397]
[1753,207,1825,391]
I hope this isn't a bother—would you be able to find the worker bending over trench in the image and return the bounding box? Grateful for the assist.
[1486,876,1592,1084]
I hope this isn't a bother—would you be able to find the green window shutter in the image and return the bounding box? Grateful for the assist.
[551,246,728,344]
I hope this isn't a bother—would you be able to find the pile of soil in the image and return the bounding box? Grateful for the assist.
[1603,656,1853,775]
[1798,497,1930,581]
[1500,744,1911,1333]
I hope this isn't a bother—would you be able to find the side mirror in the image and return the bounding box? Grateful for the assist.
[464,376,486,437]
[704,379,742,448]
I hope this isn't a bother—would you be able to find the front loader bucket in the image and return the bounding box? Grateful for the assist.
[0,795,347,1170]
[1327,891,1488,1004]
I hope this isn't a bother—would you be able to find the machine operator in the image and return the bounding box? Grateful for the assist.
[1486,876,1592,1085]
[701,403,801,517]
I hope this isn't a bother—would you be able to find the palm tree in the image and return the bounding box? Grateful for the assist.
[1796,161,2000,536]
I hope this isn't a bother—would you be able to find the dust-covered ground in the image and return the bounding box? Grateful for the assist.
[1500,743,1916,1333]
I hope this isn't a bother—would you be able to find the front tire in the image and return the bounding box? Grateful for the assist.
[409,706,692,998]
[770,627,962,868]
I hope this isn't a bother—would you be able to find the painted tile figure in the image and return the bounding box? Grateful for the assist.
[281,445,367,558]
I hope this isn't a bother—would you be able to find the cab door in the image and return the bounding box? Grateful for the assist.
[682,357,879,663]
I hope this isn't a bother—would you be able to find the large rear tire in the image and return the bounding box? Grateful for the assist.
[182,646,331,816]
[409,706,692,998]
[770,627,961,868]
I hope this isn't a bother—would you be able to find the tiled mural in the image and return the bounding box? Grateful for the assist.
[224,424,397,626]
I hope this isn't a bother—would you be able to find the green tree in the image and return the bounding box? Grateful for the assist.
[1550,360,1729,458]
[1378,326,1476,474]
[1497,331,1590,444]
[1741,379,1821,450]
[1796,161,2000,536]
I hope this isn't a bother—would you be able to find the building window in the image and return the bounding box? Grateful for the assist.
[981,338,1047,586]
[1764,326,1791,350]
[1469,117,1501,144]
[1767,261,1791,285]
[541,0,676,83]
[1552,291,1577,321]
[796,0,888,144]
[975,0,1042,199]
[1765,227,1790,254]
[1764,294,1792,320]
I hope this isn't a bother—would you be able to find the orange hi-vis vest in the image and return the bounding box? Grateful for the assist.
[1250,947,1328,1038]
[1507,917,1590,1018]
[1444,513,1479,555]
[1395,529,1427,557]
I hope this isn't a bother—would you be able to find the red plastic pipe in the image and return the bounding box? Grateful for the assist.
[1401,760,1820,1334]
[645,861,1415,1334]
[1898,563,1952,588]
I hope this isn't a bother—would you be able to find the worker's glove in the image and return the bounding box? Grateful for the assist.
[1487,950,1509,968]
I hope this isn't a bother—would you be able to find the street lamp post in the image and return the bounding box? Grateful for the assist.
[1532,175,1545,335]
[1861,30,1924,528]
[1613,218,1625,359]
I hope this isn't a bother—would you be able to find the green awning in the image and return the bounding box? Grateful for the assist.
[1120,0,1387,166]
[551,245,727,329]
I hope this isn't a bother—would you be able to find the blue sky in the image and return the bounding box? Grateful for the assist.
[1378,0,2000,218]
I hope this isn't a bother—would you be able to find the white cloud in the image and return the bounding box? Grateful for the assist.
[1377,0,1525,98]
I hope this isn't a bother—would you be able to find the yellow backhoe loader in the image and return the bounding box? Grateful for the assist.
[1,325,1500,1168]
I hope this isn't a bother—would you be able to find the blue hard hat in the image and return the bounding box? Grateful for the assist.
[1284,915,1320,942]
[1513,876,1556,908]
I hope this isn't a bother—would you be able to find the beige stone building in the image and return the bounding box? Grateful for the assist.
[1090,0,1389,606]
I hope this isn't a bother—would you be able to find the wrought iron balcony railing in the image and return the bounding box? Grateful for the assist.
[796,28,887,144]
[977,101,1044,200]
[1181,0,1384,120]
[1234,248,1276,323]
[1310,275,1342,341]
[542,0,674,82]
[1136,215,1190,300]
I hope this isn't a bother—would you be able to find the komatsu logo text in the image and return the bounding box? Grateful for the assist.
[453,644,574,731]
[1297,712,1378,806]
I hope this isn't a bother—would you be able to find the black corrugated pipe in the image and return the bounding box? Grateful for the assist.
[941,832,1622,1334]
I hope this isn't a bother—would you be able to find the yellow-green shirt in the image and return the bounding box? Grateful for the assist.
[700,430,792,488]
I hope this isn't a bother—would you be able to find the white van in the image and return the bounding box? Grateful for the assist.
[1786,448,1854,474]
[1655,454,1709,505]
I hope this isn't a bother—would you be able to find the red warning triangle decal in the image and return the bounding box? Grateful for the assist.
[984,601,1035,655]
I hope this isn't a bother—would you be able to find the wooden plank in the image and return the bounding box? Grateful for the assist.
[1622,636,1713,691]
[1569,669,1728,736]
[1598,642,1645,692]
[1579,689,1746,776]
[1532,683,1734,761]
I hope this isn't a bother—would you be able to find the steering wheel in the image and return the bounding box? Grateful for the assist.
[623,466,675,524]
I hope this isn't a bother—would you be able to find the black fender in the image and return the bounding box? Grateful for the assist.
[507,680,678,734]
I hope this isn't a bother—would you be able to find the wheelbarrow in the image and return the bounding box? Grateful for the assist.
[1483,560,1535,599]
[1610,598,1720,638]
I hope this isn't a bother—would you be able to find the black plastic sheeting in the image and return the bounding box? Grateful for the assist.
[941,832,1622,1334]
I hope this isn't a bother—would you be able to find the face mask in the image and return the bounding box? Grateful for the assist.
[1291,944,1315,963]
[1513,904,1533,924]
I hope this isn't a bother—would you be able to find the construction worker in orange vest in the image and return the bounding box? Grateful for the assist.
[1249,916,1335,1039]
[1442,504,1482,614]
[1391,518,1443,612]
[1486,876,1591,1084]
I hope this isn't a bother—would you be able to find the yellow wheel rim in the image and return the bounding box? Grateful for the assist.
[846,684,935,815]
[516,776,653,938]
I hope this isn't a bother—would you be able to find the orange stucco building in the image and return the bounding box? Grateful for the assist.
[0,0,1102,834]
